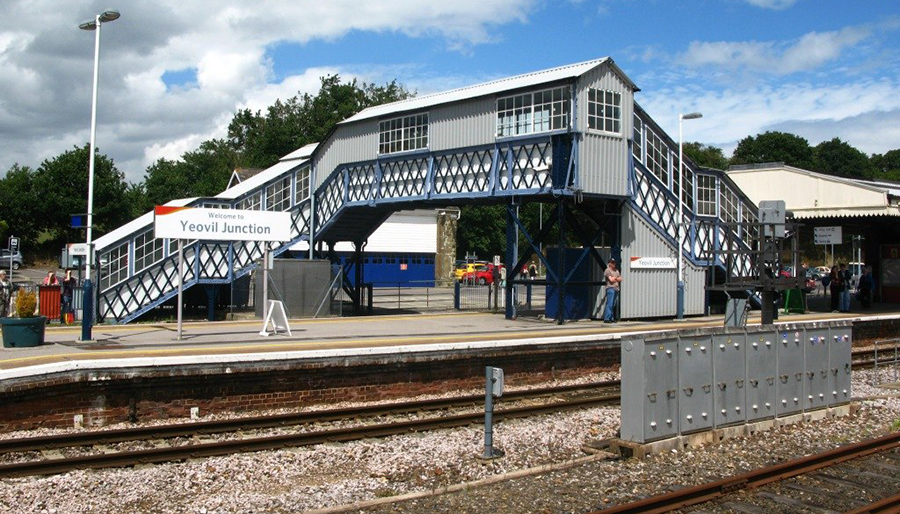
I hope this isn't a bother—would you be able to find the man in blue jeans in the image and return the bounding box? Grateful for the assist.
[603,259,621,323]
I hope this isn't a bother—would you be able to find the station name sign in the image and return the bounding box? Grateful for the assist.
[154,206,292,242]
[629,256,676,269]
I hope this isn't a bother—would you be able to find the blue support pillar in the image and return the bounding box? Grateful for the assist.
[556,198,566,325]
[204,285,218,321]
[505,201,518,320]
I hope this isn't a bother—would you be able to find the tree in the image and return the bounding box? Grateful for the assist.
[683,142,729,170]
[457,205,507,260]
[813,138,873,178]
[227,75,413,169]
[870,149,900,181]
[140,139,237,210]
[30,145,132,249]
[730,131,816,170]
[0,164,39,244]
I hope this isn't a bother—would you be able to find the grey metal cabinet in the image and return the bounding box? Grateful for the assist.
[713,332,746,427]
[679,335,713,433]
[745,328,776,421]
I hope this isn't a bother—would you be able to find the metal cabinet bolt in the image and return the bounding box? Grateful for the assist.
[752,342,758,348]
[733,342,740,348]
[719,344,725,350]
[765,402,771,408]
[766,341,772,346]
[752,404,758,410]
[735,406,741,412]
[721,409,727,415]
[685,347,691,353]
[686,414,693,421]
[701,412,708,418]
[650,421,657,428]
[666,419,672,425]
[650,351,656,357]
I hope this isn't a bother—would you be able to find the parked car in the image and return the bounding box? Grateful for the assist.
[814,265,831,278]
[463,263,504,285]
[0,249,23,270]
[454,261,485,281]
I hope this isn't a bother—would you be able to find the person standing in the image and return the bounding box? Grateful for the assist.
[42,270,59,286]
[61,270,77,323]
[839,263,852,313]
[499,265,507,287]
[829,265,841,313]
[603,259,621,323]
[858,266,873,309]
[528,262,537,280]
[0,270,10,318]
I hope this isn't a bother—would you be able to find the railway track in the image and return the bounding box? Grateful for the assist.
[590,431,900,514]
[0,380,620,478]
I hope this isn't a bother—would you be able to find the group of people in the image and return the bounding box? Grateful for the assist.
[43,270,78,322]
[824,263,874,313]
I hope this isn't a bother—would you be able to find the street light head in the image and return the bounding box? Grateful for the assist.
[99,10,120,23]
[681,112,703,120]
[79,20,97,31]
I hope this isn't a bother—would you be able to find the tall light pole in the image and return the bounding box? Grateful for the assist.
[677,112,702,319]
[79,10,120,341]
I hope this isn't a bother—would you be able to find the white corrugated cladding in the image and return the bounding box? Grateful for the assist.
[95,197,196,251]
[619,206,704,318]
[576,62,634,197]
[727,164,900,219]
[291,210,438,253]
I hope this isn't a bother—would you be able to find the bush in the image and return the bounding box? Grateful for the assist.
[15,289,37,318]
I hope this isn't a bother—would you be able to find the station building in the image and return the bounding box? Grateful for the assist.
[727,163,900,302]
[92,57,759,324]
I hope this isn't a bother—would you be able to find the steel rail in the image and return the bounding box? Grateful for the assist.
[0,394,620,478]
[843,492,900,514]
[0,379,619,455]
[590,431,900,514]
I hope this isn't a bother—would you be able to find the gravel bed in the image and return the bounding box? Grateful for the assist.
[1,368,898,514]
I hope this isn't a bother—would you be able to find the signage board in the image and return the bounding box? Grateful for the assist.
[629,256,676,269]
[8,237,19,253]
[154,206,291,242]
[67,243,89,256]
[814,226,842,245]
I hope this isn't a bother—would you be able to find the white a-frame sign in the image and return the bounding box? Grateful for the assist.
[259,300,292,337]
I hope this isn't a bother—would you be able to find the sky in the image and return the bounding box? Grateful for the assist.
[0,0,898,184]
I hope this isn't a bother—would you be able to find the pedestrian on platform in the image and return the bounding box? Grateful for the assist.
[61,270,77,323]
[603,258,621,323]
[0,270,10,318]
[499,265,507,287]
[839,263,852,313]
[43,270,59,286]
[528,262,537,280]
[829,265,841,312]
[858,265,873,309]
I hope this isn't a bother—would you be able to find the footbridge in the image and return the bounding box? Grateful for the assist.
[93,57,758,324]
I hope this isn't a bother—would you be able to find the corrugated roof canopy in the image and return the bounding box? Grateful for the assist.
[341,57,638,124]
[727,163,900,220]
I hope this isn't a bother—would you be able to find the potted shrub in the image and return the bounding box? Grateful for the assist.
[1,289,46,348]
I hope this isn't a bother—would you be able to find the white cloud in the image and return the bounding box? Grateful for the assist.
[638,78,900,156]
[679,26,871,75]
[0,0,538,182]
[741,0,797,9]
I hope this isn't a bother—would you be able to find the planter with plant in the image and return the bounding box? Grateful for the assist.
[1,289,46,348]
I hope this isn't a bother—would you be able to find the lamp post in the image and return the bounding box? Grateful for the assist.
[79,10,120,341]
[677,111,702,319]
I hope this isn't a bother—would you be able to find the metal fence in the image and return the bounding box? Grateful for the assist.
[455,281,545,313]
[872,338,900,386]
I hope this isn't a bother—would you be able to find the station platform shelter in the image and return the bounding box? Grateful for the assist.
[727,163,900,302]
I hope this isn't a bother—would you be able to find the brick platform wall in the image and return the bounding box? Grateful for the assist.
[0,341,620,432]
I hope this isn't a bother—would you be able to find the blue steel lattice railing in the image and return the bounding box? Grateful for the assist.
[630,162,756,279]
[98,136,561,323]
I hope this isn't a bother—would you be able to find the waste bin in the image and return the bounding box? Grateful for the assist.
[38,285,62,321]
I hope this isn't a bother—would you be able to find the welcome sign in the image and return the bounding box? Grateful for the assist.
[154,206,292,242]
[629,256,676,269]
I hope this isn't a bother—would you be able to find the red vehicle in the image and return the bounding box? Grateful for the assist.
[462,263,504,285]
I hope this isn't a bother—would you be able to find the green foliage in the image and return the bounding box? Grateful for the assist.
[813,138,873,178]
[228,75,413,169]
[731,131,816,170]
[457,205,507,260]
[0,164,39,243]
[683,142,729,170]
[14,289,36,318]
[140,139,237,211]
[870,149,900,181]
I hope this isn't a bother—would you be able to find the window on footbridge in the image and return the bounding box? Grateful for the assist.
[134,229,165,274]
[378,113,429,154]
[236,191,262,211]
[497,86,571,137]
[295,165,310,203]
[587,89,621,134]
[696,174,718,217]
[266,176,292,211]
[100,241,129,290]
[645,128,669,187]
